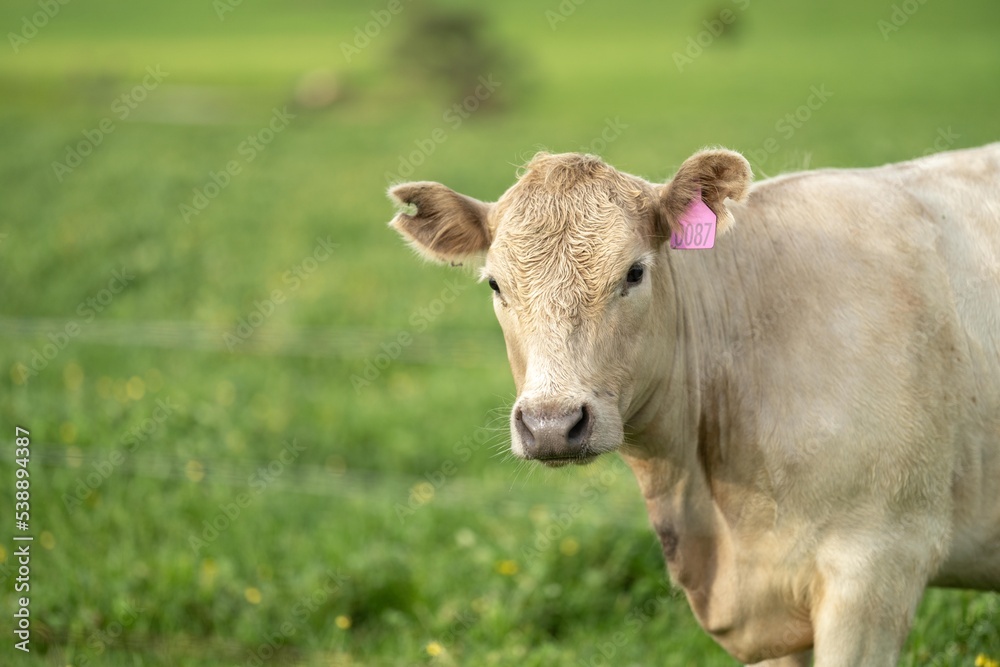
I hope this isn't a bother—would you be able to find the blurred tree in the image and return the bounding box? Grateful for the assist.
[392,5,524,110]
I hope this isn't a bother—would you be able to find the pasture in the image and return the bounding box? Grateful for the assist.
[0,0,997,664]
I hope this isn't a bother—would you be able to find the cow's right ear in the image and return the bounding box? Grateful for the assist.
[388,182,493,265]
[656,148,752,240]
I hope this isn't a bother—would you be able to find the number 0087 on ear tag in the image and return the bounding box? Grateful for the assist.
[669,196,717,250]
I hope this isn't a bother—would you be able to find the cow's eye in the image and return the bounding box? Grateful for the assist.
[488,278,500,293]
[626,263,644,286]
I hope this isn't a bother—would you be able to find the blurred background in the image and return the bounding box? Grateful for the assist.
[1,0,998,665]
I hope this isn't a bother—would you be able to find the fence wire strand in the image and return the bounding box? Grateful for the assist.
[0,316,502,365]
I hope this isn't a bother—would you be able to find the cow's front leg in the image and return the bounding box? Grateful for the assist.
[811,590,919,666]
[810,535,938,667]
[748,650,812,666]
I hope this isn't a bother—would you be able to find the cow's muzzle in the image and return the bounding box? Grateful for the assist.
[514,402,595,464]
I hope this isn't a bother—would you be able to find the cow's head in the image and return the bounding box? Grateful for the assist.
[389,149,751,466]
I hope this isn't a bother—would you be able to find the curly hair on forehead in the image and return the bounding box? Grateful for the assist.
[507,151,657,223]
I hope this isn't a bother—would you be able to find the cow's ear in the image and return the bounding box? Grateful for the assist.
[388,182,493,264]
[657,148,752,239]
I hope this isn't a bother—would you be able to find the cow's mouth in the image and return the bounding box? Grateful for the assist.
[535,451,600,467]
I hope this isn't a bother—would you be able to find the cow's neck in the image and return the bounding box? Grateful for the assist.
[621,230,768,600]
[619,332,721,595]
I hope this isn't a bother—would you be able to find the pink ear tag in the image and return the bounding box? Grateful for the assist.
[669,195,717,249]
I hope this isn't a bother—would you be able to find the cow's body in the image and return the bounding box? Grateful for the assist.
[390,143,1000,665]
[623,146,1000,663]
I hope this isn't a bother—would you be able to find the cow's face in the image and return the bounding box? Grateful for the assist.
[390,150,750,466]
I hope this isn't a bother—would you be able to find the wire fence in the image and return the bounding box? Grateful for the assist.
[0,316,640,511]
[0,316,504,366]
[7,441,643,515]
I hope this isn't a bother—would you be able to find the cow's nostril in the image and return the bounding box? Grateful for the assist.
[514,407,535,448]
[567,404,592,446]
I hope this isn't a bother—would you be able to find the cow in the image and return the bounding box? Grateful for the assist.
[387,143,1000,665]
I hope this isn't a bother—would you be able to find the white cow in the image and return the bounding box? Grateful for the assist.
[389,144,1000,665]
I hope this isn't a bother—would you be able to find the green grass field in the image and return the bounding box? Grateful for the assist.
[0,0,998,664]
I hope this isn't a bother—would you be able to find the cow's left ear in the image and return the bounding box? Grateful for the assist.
[657,148,752,239]
[388,181,493,265]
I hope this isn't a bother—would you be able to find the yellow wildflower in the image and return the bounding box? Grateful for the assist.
[496,560,518,576]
